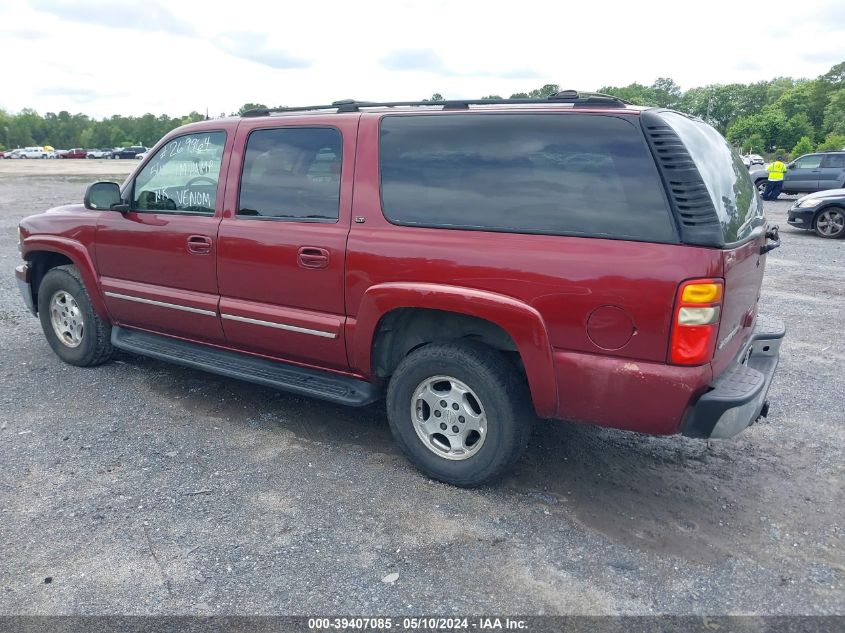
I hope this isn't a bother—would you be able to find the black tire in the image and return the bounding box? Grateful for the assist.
[386,341,533,486]
[814,206,845,239]
[37,265,113,366]
[755,180,767,197]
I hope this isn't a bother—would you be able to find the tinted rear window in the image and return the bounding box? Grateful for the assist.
[659,112,763,244]
[379,114,675,242]
[821,153,845,168]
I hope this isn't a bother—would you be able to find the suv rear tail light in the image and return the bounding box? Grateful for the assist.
[670,279,724,366]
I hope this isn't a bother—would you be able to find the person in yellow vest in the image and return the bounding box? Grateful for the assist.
[762,155,788,200]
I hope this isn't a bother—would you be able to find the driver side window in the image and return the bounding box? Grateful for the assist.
[793,155,821,170]
[132,131,226,214]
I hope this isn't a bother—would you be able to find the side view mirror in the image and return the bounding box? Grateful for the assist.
[84,181,128,212]
[787,163,794,169]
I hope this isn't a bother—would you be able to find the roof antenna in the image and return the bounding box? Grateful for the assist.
[205,107,209,121]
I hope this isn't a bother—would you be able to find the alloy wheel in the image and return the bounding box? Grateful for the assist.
[49,290,84,348]
[410,375,487,460]
[816,209,845,237]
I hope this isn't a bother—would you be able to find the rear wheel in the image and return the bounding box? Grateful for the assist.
[815,207,845,238]
[386,341,532,486]
[37,265,113,366]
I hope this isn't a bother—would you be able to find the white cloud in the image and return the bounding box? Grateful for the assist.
[0,0,842,118]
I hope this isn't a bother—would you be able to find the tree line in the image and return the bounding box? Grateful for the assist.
[2,61,843,157]
[0,110,211,151]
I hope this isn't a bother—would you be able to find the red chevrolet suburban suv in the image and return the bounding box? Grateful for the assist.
[16,92,785,485]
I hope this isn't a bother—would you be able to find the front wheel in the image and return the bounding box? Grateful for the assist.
[755,180,767,197]
[815,207,845,239]
[386,341,532,486]
[37,265,114,366]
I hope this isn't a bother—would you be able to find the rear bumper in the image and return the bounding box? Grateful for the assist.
[15,263,36,316]
[681,315,785,439]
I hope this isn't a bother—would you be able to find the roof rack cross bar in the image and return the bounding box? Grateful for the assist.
[241,92,631,117]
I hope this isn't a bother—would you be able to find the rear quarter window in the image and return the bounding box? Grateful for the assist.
[658,111,763,244]
[379,113,676,243]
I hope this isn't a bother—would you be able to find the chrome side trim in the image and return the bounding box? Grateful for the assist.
[221,313,337,339]
[104,291,218,317]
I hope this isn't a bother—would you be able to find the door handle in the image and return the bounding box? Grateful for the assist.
[298,246,330,269]
[187,235,212,254]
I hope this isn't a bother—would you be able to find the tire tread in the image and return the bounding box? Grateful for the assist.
[39,265,113,366]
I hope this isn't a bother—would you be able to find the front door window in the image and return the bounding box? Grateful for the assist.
[793,155,822,170]
[132,132,226,214]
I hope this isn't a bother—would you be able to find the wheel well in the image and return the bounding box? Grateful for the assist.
[371,308,521,378]
[815,205,845,223]
[28,251,74,310]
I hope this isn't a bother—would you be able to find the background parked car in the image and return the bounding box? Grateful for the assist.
[135,151,149,160]
[11,146,50,159]
[113,146,147,159]
[742,154,764,168]
[750,151,845,196]
[787,188,845,238]
[61,148,89,159]
[86,148,113,159]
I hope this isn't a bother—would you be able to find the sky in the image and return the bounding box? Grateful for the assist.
[0,0,843,119]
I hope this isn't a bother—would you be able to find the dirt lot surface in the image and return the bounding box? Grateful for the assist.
[0,164,842,615]
[0,159,137,178]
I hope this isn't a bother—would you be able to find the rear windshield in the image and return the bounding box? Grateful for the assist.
[659,112,764,244]
[379,113,676,242]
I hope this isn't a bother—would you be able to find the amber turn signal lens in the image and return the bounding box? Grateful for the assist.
[681,283,722,304]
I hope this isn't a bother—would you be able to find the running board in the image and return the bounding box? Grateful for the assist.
[111,326,381,407]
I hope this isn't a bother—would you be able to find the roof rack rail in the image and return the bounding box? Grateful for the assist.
[241,91,630,117]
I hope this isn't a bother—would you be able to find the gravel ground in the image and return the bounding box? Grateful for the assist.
[0,164,842,616]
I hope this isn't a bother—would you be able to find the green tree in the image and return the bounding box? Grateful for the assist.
[422,93,444,102]
[817,133,845,151]
[744,133,765,154]
[822,88,845,135]
[598,82,656,106]
[651,77,682,108]
[480,95,502,100]
[78,128,94,148]
[782,113,814,149]
[821,62,845,85]
[237,103,267,115]
[527,84,560,98]
[791,136,815,158]
[0,108,10,149]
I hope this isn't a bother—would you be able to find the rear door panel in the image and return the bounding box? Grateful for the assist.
[818,154,845,191]
[216,115,358,371]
